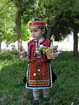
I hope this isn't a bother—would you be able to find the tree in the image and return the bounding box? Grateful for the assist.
[15,0,36,52]
[0,0,34,52]
[0,0,17,52]
[36,0,79,56]
[1,0,79,56]
[15,0,23,52]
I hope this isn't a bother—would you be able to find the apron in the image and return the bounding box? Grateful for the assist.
[25,58,53,89]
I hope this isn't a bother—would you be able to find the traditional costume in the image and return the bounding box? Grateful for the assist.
[25,37,53,89]
[23,19,58,103]
[24,20,57,90]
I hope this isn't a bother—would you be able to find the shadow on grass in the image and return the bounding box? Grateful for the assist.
[0,57,34,105]
[0,52,19,61]
[0,54,14,61]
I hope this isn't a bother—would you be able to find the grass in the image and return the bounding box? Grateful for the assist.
[0,51,79,105]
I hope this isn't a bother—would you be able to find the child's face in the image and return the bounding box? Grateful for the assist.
[30,26,45,40]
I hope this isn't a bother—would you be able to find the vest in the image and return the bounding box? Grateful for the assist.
[28,39,51,62]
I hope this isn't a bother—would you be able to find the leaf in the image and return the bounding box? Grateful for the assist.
[39,47,43,52]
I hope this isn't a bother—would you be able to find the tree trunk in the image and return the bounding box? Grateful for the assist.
[73,32,78,57]
[46,11,63,39]
[15,0,22,52]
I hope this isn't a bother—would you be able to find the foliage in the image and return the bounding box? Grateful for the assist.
[0,0,17,42]
[0,51,79,105]
[21,20,31,41]
[35,0,79,41]
[21,0,35,23]
[1,0,79,42]
[0,0,34,43]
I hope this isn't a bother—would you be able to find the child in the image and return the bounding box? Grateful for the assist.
[20,18,58,105]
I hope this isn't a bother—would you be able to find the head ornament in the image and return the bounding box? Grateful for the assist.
[29,18,45,27]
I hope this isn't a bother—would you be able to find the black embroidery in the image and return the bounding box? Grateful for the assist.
[29,45,33,59]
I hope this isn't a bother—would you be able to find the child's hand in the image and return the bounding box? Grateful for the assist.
[50,53,57,59]
[20,50,27,58]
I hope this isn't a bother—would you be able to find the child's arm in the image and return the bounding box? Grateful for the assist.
[20,43,28,59]
[50,42,61,59]
[20,50,27,59]
[50,53,57,59]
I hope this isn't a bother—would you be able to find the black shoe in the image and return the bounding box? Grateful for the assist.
[33,100,39,105]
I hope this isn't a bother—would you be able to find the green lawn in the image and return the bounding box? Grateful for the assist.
[0,51,79,105]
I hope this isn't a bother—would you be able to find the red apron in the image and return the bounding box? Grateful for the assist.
[28,58,51,87]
